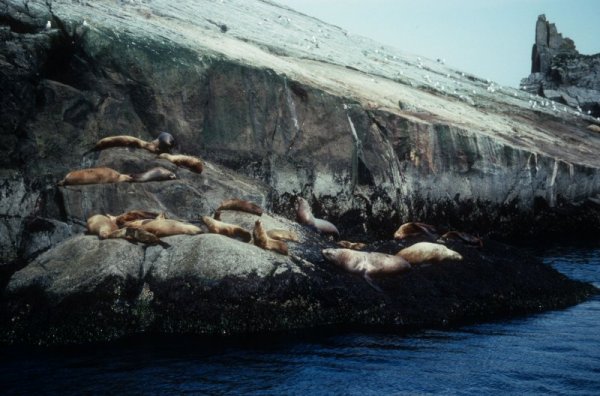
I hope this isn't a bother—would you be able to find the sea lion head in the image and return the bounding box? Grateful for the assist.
[157,132,175,152]
[321,248,341,263]
[295,196,314,224]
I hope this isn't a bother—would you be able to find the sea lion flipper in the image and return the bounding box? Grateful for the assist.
[158,240,171,249]
[363,273,383,293]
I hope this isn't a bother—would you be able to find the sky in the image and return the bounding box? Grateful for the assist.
[273,0,600,87]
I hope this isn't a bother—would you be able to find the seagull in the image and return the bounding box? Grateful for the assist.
[45,20,51,30]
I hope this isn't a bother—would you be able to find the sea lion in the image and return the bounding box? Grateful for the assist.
[124,227,171,248]
[92,135,152,152]
[396,242,463,264]
[253,219,288,255]
[58,167,132,186]
[155,131,175,153]
[295,197,340,238]
[91,132,175,154]
[587,124,600,133]
[393,222,437,240]
[266,229,299,242]
[217,198,263,216]
[112,210,161,227]
[322,248,411,292]
[439,231,483,247]
[130,167,177,182]
[158,153,204,173]
[202,216,252,242]
[86,214,119,239]
[135,219,202,237]
[337,240,367,250]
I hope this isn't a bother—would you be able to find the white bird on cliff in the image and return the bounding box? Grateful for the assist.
[45,20,51,30]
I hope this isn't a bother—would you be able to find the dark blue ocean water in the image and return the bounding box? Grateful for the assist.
[1,246,599,395]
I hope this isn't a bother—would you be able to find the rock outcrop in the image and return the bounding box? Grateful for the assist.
[0,1,599,345]
[521,14,600,117]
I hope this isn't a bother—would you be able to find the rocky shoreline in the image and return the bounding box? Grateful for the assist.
[1,0,599,345]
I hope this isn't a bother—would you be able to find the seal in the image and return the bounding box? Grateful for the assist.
[131,167,177,182]
[337,240,367,250]
[439,231,483,247]
[133,219,202,237]
[91,132,175,154]
[202,216,252,242]
[217,198,263,216]
[393,222,437,240]
[322,248,411,292]
[158,153,204,173]
[86,214,119,239]
[253,219,288,255]
[295,197,340,238]
[58,167,132,186]
[396,242,463,264]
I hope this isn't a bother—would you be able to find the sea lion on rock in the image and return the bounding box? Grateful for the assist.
[124,227,171,248]
[130,167,177,182]
[92,132,175,154]
[322,248,411,292]
[58,167,132,186]
[393,222,437,240]
[266,229,299,242]
[396,242,463,264]
[295,197,340,238]
[86,214,119,239]
[202,216,252,242]
[135,219,202,237]
[217,199,263,216]
[587,124,600,133]
[253,219,288,255]
[337,240,367,250]
[158,153,204,173]
[112,210,161,227]
[439,231,483,247]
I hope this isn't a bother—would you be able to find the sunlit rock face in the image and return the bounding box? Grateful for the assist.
[521,14,600,117]
[1,0,599,345]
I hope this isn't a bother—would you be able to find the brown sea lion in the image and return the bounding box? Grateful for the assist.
[58,167,132,186]
[393,222,437,240]
[124,227,171,248]
[587,124,600,133]
[158,153,204,173]
[92,135,151,151]
[322,248,411,292]
[295,197,340,238]
[92,132,175,154]
[86,214,119,239]
[337,240,367,250]
[202,216,252,242]
[266,229,299,242]
[439,231,483,247]
[112,210,161,227]
[253,219,288,255]
[396,242,463,264]
[130,167,177,182]
[217,198,263,216]
[136,219,202,237]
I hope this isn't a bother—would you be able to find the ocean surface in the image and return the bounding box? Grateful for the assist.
[1,245,599,395]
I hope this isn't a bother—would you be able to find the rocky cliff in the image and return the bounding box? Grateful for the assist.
[521,14,600,117]
[0,0,598,345]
